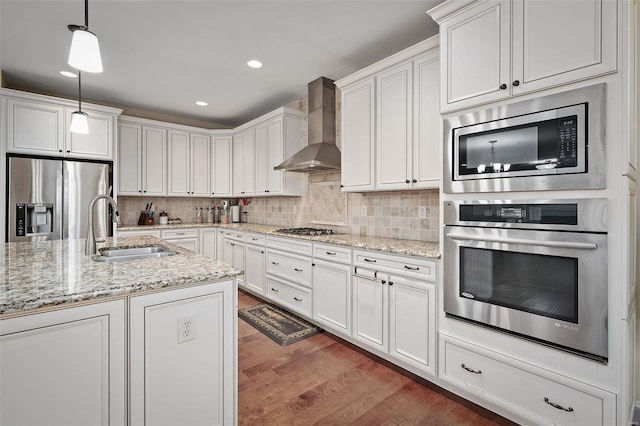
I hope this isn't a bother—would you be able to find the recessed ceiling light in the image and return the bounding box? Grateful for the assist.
[196,101,208,106]
[60,70,78,78]
[247,60,263,69]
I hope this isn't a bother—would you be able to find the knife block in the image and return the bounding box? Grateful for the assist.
[137,212,147,225]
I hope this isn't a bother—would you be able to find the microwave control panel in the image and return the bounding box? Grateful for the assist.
[459,203,578,225]
[558,114,579,166]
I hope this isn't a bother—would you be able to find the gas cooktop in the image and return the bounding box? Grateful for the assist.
[275,227,335,236]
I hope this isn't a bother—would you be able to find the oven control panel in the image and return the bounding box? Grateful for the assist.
[459,203,578,225]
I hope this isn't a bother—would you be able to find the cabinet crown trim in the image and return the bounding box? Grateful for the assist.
[427,0,477,22]
[335,35,439,89]
[233,106,304,133]
[1,88,123,115]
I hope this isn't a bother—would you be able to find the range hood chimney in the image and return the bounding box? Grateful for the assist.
[274,77,341,172]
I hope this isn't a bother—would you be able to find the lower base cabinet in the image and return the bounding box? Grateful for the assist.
[245,243,266,294]
[312,259,352,334]
[266,275,312,318]
[440,334,616,426]
[0,280,236,426]
[0,300,127,426]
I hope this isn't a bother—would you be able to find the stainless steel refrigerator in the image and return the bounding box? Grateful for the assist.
[7,155,113,242]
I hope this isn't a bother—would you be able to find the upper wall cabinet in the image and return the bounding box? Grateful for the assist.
[211,135,233,198]
[1,89,121,160]
[429,0,617,113]
[336,37,440,192]
[118,120,167,196]
[168,131,210,197]
[234,107,305,197]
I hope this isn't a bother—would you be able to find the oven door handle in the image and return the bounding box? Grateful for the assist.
[445,233,598,250]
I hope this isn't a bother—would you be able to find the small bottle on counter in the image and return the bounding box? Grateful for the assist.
[207,207,214,223]
[196,207,203,223]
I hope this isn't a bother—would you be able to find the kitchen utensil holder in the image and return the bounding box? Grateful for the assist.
[137,212,147,225]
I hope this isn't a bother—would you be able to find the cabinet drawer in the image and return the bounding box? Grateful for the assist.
[266,236,312,256]
[442,338,615,426]
[116,229,162,238]
[353,250,436,282]
[266,276,311,318]
[266,249,312,288]
[161,228,198,239]
[223,230,245,242]
[245,233,265,245]
[313,243,352,264]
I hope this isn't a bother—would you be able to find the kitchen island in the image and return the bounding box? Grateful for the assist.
[0,236,241,426]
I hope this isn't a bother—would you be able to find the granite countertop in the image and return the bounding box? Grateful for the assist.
[0,236,242,316]
[117,223,441,259]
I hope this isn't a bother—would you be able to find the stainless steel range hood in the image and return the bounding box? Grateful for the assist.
[274,77,341,172]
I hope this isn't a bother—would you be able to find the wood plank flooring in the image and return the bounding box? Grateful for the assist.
[238,290,517,425]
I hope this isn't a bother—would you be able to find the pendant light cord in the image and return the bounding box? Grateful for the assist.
[84,0,89,29]
[78,70,82,111]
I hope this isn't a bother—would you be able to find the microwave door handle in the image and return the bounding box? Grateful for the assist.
[445,233,598,250]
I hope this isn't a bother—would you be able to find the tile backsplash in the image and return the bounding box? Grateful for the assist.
[118,90,440,243]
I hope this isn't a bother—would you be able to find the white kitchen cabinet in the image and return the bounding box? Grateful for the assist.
[255,122,270,193]
[2,91,120,160]
[233,128,256,196]
[312,258,352,335]
[199,227,217,259]
[129,281,236,426]
[168,130,210,197]
[266,275,312,318]
[215,228,226,261]
[211,135,233,197]
[440,335,616,426]
[431,0,617,112]
[116,229,162,238]
[224,232,246,286]
[340,77,376,192]
[0,300,126,426]
[118,121,167,196]
[352,269,388,352]
[245,242,266,295]
[162,228,199,253]
[337,37,440,192]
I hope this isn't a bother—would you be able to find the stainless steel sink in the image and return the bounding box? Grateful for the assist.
[92,245,178,262]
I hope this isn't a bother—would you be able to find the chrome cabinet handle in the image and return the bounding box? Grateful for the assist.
[460,364,481,374]
[294,268,302,272]
[326,251,337,256]
[293,297,302,302]
[544,397,573,412]
[446,233,598,250]
[364,258,377,263]
[176,232,185,235]
[404,265,419,271]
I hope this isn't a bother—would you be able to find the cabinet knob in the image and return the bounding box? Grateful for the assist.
[272,261,279,265]
[66,150,70,153]
[138,190,142,193]
[265,190,270,193]
[58,149,63,153]
[412,179,417,183]
[388,281,394,286]
[340,184,344,188]
[381,280,386,284]
[512,80,520,87]
[312,263,316,266]
[499,83,507,90]
[405,179,410,184]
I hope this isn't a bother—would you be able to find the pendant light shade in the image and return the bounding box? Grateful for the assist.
[68,28,103,73]
[70,111,89,134]
[67,0,103,73]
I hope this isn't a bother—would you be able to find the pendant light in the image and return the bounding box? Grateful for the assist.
[70,71,89,134]
[68,0,103,73]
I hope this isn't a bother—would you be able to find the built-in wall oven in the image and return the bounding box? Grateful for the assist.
[443,199,608,362]
[443,83,606,193]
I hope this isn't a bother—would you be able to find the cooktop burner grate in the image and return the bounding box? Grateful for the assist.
[275,227,335,236]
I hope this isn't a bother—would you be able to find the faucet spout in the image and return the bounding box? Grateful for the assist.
[86,194,120,256]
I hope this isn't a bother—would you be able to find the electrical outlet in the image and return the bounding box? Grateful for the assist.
[177,314,196,344]
[419,206,427,219]
[361,206,367,216]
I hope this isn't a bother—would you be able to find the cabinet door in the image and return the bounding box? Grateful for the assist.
[413,50,441,189]
[388,275,436,376]
[313,260,351,335]
[376,62,413,190]
[254,123,269,194]
[352,273,387,351]
[511,0,617,96]
[166,237,198,253]
[215,229,226,261]
[190,134,210,196]
[129,282,236,426]
[440,0,511,111]
[232,133,245,196]
[118,123,143,195]
[267,118,284,194]
[234,242,246,286]
[245,244,266,294]
[168,130,190,196]
[200,228,217,259]
[6,99,65,155]
[142,126,167,195]
[243,128,256,196]
[211,136,232,197]
[1,300,126,426]
[65,108,113,159]
[341,78,376,191]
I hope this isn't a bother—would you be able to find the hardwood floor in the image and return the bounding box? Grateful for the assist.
[237,290,517,425]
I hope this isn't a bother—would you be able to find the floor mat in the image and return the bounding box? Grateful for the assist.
[238,303,322,345]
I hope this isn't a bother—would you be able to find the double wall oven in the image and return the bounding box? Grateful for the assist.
[442,84,609,363]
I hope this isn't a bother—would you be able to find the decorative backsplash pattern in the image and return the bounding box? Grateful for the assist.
[118,90,440,242]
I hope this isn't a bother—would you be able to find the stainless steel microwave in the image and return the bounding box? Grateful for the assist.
[443,84,606,193]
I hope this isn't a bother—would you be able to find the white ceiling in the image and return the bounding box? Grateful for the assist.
[0,0,442,128]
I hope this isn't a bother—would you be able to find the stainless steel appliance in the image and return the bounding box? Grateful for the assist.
[275,227,335,236]
[443,199,608,362]
[443,83,606,193]
[7,155,113,242]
